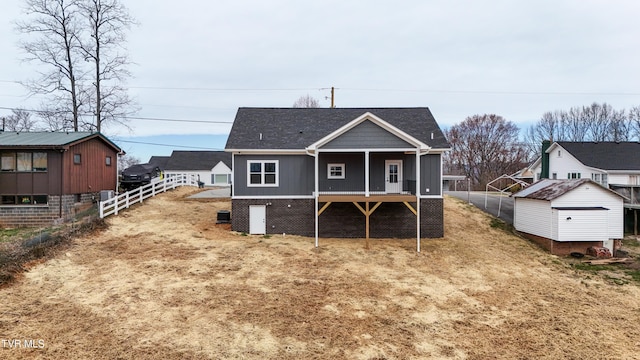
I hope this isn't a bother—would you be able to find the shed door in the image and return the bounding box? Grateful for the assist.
[249,205,266,234]
[385,160,402,193]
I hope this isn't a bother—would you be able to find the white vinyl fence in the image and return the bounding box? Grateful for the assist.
[99,174,199,219]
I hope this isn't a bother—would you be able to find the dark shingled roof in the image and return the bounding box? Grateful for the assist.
[164,151,231,171]
[148,156,170,170]
[555,142,640,171]
[225,107,450,150]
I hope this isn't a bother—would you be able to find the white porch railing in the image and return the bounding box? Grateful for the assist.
[99,174,199,219]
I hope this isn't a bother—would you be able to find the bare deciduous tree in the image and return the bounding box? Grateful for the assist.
[525,102,639,159]
[77,0,137,132]
[292,94,320,108]
[117,153,139,172]
[629,106,640,140]
[3,109,37,131]
[444,114,527,190]
[16,0,83,131]
[583,102,614,142]
[610,108,632,141]
[523,111,563,159]
[16,0,137,133]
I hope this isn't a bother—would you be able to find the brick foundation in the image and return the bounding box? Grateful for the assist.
[420,198,444,238]
[232,197,445,239]
[0,193,97,228]
[518,231,621,256]
[232,199,316,236]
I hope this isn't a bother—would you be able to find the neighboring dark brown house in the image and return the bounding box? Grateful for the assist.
[0,131,122,227]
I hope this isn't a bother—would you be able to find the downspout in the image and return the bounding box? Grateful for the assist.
[231,153,235,198]
[311,149,319,248]
[306,148,319,248]
[416,148,421,253]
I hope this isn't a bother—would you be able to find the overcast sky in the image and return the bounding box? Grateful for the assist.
[1,0,640,159]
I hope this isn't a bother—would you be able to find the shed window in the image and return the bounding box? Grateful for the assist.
[327,163,345,179]
[74,154,81,164]
[106,156,112,166]
[247,160,278,187]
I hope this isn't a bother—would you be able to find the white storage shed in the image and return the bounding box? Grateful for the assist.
[513,179,624,255]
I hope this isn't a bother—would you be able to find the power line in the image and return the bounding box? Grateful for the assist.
[340,88,640,96]
[0,106,233,124]
[3,79,639,96]
[129,86,319,92]
[124,116,232,124]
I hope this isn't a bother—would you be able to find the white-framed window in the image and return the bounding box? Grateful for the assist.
[247,160,278,187]
[592,173,608,187]
[213,173,231,184]
[327,163,345,179]
[568,172,581,179]
[593,173,608,187]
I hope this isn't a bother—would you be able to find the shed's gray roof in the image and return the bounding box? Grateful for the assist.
[225,107,450,150]
[164,151,231,171]
[0,131,122,152]
[555,142,640,171]
[513,178,623,200]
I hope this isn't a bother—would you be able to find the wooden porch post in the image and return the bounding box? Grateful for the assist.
[365,150,370,197]
[635,209,638,237]
[365,201,370,249]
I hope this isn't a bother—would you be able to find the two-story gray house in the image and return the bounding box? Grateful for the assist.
[225,107,451,250]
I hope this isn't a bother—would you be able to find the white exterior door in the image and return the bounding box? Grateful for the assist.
[249,205,266,234]
[385,160,402,193]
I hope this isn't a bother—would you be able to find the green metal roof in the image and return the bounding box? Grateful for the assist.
[0,131,122,152]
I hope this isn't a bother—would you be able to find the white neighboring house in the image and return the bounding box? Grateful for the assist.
[526,141,640,235]
[527,141,640,186]
[513,178,624,255]
[163,151,232,187]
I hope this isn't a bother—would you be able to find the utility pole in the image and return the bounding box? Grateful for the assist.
[331,87,335,108]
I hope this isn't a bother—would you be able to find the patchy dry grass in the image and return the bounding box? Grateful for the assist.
[1,188,640,359]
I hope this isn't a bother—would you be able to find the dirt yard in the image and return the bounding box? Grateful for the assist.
[1,187,640,359]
